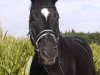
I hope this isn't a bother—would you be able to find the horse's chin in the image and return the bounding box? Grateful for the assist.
[40,53,58,65]
[42,59,56,65]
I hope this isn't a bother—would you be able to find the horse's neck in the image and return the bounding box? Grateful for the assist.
[58,36,68,54]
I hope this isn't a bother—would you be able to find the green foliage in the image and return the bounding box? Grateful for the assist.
[62,30,100,44]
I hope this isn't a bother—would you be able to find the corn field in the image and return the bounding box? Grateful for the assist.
[0,28,100,75]
[0,27,34,75]
[91,43,100,75]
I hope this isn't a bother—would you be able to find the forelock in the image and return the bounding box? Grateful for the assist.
[30,0,58,4]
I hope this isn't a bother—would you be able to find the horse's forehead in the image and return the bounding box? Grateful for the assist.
[41,8,50,20]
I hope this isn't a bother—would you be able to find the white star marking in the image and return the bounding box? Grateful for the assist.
[41,8,50,21]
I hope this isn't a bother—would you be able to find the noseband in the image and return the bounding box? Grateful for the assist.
[29,29,57,51]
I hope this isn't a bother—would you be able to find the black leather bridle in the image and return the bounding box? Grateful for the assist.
[29,28,58,52]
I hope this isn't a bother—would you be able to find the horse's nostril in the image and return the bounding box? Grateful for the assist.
[54,47,57,50]
[54,46,57,50]
[42,48,47,57]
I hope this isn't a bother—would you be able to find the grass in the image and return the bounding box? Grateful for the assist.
[0,28,100,75]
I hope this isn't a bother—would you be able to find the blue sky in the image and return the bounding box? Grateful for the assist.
[0,0,100,37]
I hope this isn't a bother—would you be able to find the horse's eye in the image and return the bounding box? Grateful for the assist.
[54,46,57,50]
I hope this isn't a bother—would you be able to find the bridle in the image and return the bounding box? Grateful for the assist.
[29,28,58,52]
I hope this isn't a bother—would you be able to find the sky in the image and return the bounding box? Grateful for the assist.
[0,0,100,37]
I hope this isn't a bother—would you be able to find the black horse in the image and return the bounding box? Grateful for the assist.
[29,0,95,75]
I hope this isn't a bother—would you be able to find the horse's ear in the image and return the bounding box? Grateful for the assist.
[52,0,58,4]
[30,0,58,4]
[30,0,35,3]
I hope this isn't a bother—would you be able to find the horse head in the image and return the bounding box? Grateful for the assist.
[29,0,60,65]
